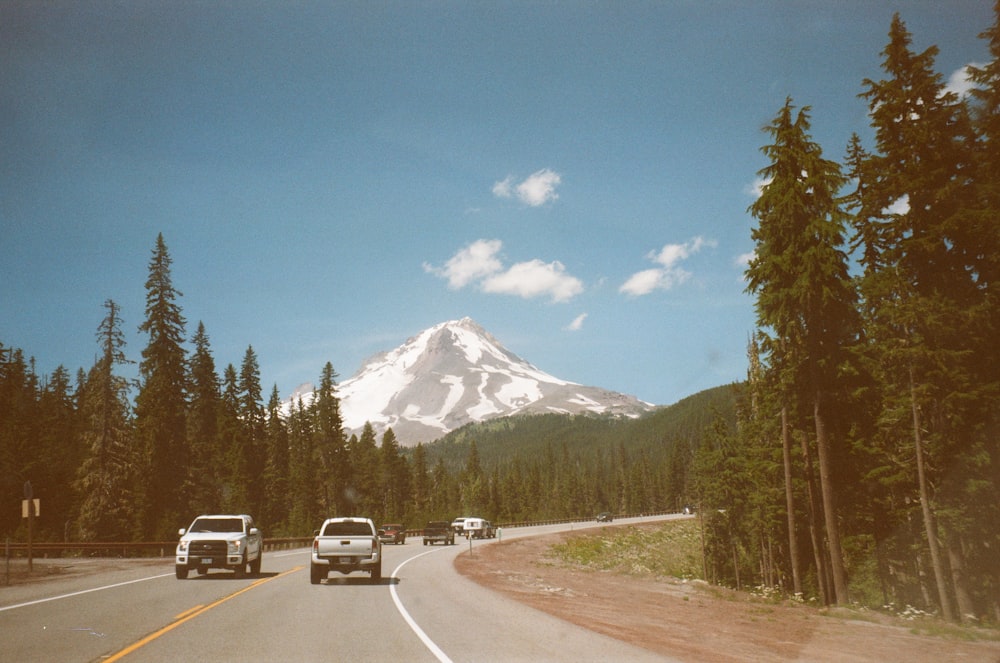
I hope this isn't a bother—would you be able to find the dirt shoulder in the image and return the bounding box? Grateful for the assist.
[454,529,1000,663]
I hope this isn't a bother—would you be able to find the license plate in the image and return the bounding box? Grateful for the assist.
[201,558,213,565]
[339,557,353,564]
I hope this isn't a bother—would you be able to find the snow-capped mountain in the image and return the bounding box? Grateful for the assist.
[285,317,657,446]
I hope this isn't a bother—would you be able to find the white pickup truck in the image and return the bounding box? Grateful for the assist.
[175,514,263,579]
[311,517,382,584]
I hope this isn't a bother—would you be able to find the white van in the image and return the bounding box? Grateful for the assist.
[462,517,495,539]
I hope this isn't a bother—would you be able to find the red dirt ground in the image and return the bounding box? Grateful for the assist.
[454,529,1000,663]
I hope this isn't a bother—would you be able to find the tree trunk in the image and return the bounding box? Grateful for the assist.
[947,537,975,621]
[813,394,849,604]
[910,366,955,622]
[800,429,830,604]
[911,367,956,622]
[782,406,802,596]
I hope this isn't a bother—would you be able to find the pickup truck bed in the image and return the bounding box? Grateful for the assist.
[311,517,382,584]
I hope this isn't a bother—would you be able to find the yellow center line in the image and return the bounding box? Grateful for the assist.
[174,605,204,620]
[104,566,302,662]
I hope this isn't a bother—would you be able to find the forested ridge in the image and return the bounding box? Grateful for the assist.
[2,9,999,624]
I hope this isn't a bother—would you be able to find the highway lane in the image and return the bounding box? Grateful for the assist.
[0,515,680,662]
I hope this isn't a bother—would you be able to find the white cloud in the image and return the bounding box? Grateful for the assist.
[482,259,583,303]
[492,176,514,199]
[620,236,717,297]
[744,176,772,199]
[885,194,910,216]
[943,63,983,99]
[566,313,588,331]
[493,169,562,206]
[422,239,503,289]
[425,239,583,302]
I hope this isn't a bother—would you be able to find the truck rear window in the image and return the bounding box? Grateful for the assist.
[322,522,374,536]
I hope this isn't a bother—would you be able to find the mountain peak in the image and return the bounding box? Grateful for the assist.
[288,319,656,445]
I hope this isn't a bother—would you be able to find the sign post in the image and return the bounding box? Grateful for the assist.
[23,481,33,572]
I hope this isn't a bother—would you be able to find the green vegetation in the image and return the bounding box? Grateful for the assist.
[546,520,702,580]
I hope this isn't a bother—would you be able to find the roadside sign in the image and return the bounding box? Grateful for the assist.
[21,499,39,518]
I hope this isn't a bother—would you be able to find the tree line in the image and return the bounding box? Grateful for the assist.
[1,231,730,546]
[691,9,999,623]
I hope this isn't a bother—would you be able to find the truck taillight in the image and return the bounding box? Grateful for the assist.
[372,539,377,553]
[313,539,318,553]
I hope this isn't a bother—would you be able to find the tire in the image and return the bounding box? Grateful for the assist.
[310,564,324,585]
[234,555,247,578]
[175,564,189,580]
[250,552,262,576]
[370,560,382,583]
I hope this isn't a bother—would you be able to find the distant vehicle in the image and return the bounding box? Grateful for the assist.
[596,512,613,522]
[311,517,382,584]
[462,517,495,539]
[423,520,456,545]
[682,505,696,515]
[450,517,468,534]
[379,523,406,544]
[175,514,262,579]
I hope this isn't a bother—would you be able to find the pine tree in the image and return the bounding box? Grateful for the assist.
[134,234,188,539]
[76,300,136,541]
[747,98,857,604]
[36,365,80,540]
[312,363,348,514]
[262,385,290,534]
[855,14,985,621]
[218,364,246,512]
[238,346,266,518]
[186,322,221,512]
[380,428,409,521]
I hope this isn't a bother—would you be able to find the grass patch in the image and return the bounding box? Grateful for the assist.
[546,520,702,580]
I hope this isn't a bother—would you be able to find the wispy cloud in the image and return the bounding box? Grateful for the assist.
[620,236,717,297]
[493,169,562,206]
[566,313,588,331]
[425,239,583,303]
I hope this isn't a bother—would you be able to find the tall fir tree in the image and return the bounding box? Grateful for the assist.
[134,234,188,540]
[747,98,858,604]
[238,346,267,518]
[262,385,290,534]
[186,322,221,512]
[76,300,136,541]
[855,14,986,621]
[312,363,348,514]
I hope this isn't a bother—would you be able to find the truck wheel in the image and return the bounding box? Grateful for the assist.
[310,564,324,585]
[370,560,382,583]
[250,553,262,576]
[175,564,189,579]
[234,555,247,578]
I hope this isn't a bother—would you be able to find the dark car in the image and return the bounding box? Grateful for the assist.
[379,523,406,544]
[596,512,613,522]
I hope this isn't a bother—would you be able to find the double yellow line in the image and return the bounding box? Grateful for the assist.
[104,566,302,662]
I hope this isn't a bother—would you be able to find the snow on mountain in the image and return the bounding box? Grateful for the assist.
[284,317,657,446]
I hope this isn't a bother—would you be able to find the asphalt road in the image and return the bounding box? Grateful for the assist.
[0,516,678,662]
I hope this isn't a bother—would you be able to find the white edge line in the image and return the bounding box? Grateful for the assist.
[390,548,454,663]
[0,572,175,612]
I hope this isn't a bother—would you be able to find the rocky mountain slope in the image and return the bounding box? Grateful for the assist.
[286,318,656,446]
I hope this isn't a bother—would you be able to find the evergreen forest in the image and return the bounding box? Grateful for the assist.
[2,9,999,624]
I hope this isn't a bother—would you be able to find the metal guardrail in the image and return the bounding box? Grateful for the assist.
[4,511,678,559]
[4,537,315,559]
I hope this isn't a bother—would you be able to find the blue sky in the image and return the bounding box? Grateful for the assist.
[1,1,993,407]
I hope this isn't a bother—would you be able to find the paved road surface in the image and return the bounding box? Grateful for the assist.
[0,516,680,662]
